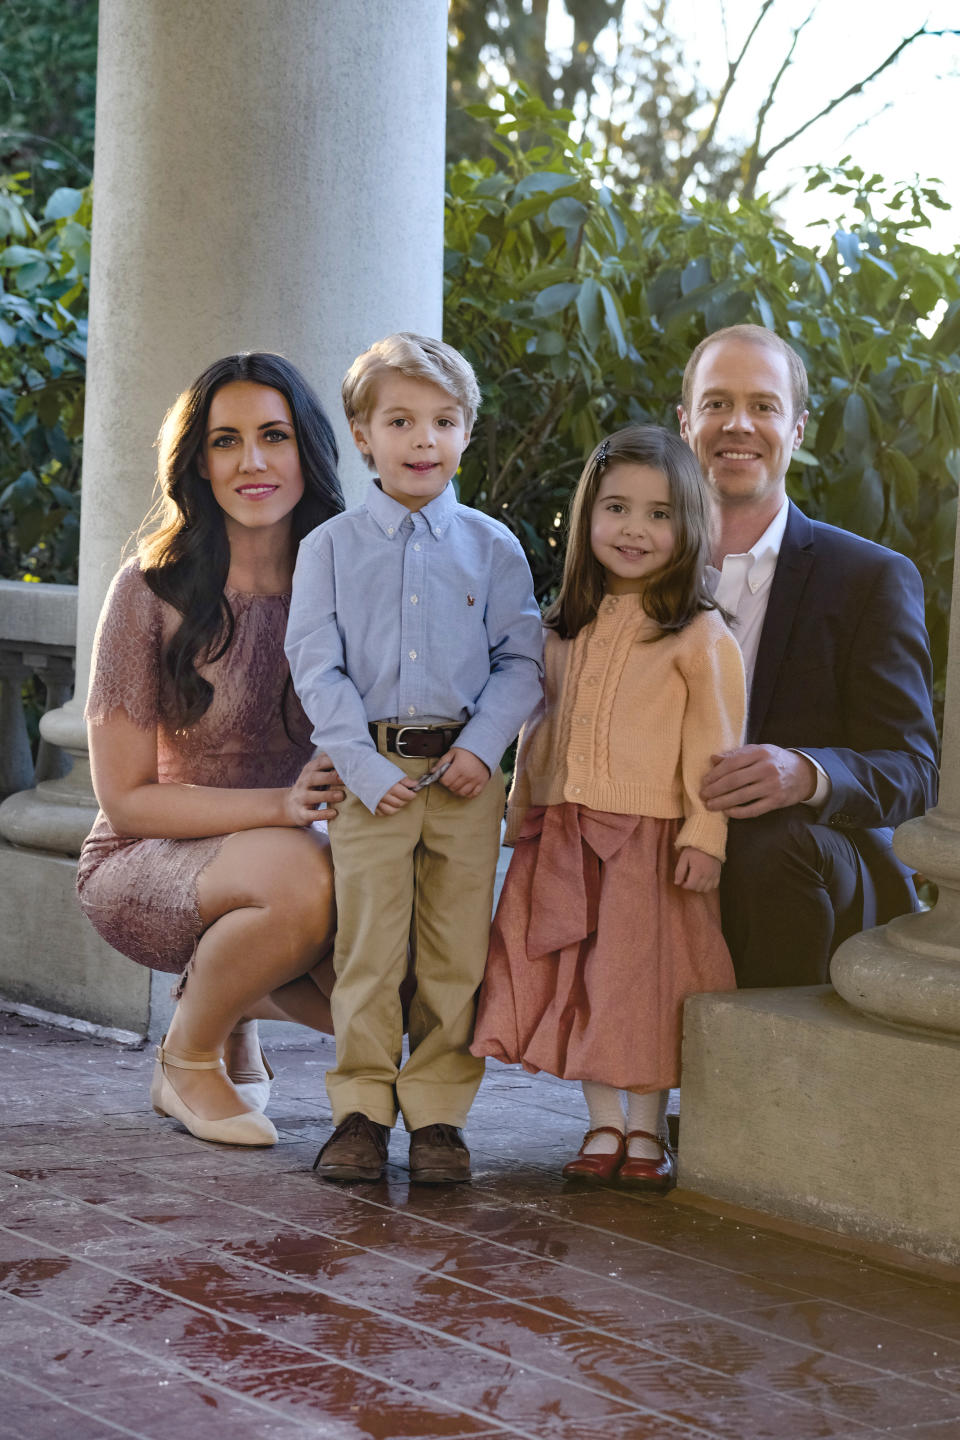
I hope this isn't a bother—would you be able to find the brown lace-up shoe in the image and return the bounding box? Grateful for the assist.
[408,1123,471,1184]
[313,1111,390,1181]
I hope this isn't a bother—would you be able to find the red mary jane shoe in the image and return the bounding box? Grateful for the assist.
[561,1126,626,1182]
[617,1128,676,1191]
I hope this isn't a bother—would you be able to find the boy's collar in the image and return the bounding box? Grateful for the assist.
[366,478,458,539]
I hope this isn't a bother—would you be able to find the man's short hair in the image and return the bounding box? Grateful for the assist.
[342,333,480,471]
[682,324,809,422]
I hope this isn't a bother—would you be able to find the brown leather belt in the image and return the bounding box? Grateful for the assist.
[369,722,464,758]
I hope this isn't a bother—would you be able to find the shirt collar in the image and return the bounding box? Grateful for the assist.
[724,497,790,588]
[365,478,458,539]
[747,498,790,585]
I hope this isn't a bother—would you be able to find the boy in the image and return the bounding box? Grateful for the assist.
[286,333,543,1183]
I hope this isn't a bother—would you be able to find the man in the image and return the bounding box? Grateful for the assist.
[678,324,939,987]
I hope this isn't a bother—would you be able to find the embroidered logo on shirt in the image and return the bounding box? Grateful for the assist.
[467,594,475,606]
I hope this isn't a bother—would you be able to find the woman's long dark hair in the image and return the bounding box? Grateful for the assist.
[544,424,719,641]
[138,352,343,728]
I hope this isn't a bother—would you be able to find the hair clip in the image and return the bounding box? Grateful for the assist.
[597,439,610,470]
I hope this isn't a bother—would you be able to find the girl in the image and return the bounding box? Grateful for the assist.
[78,353,344,1146]
[471,425,745,1188]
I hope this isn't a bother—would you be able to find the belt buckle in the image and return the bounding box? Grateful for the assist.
[394,725,429,757]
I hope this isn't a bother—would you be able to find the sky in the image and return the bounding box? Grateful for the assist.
[546,0,960,251]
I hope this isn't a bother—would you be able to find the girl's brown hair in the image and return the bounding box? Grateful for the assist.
[544,424,719,641]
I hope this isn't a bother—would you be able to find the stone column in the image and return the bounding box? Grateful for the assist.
[831,510,960,1037]
[0,0,447,858]
[0,0,447,1028]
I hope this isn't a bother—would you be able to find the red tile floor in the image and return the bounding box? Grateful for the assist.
[1,1010,959,1439]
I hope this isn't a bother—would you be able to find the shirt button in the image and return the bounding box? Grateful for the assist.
[387,526,395,535]
[572,786,582,795]
[576,754,586,762]
[414,542,421,551]
[410,594,418,604]
[407,705,416,716]
[577,716,588,724]
[436,527,443,535]
[408,650,417,660]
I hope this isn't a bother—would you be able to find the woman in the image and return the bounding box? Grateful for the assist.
[77,352,344,1146]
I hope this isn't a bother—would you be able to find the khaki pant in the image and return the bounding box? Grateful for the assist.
[326,749,505,1130]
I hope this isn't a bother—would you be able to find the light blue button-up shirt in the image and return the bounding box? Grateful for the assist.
[286,479,544,813]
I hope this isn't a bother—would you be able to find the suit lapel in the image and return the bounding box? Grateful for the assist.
[747,502,815,742]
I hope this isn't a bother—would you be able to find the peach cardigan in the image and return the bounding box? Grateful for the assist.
[506,594,746,861]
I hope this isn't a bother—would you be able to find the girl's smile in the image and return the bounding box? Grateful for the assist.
[590,463,676,593]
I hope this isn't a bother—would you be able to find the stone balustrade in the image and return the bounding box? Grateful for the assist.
[0,579,77,805]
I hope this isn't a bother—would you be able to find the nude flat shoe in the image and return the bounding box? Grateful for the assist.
[151,1038,277,1146]
[229,1046,274,1114]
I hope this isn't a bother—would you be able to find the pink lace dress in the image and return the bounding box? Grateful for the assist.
[76,560,314,973]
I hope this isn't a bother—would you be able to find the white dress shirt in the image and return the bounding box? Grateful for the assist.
[707,499,830,809]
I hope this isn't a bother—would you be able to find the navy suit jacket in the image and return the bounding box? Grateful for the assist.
[749,502,939,923]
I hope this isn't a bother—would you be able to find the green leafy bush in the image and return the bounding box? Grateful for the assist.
[3,92,958,705]
[444,92,960,700]
[0,177,89,583]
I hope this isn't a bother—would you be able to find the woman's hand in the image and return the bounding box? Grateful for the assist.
[283,752,345,826]
[88,709,342,839]
[673,846,721,892]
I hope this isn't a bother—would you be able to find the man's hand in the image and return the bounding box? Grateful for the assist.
[375,776,418,816]
[438,746,491,799]
[701,744,817,819]
[673,847,722,892]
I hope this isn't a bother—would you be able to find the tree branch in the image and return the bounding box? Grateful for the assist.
[756,26,958,175]
[718,0,731,67]
[0,129,93,176]
[742,5,817,197]
[674,0,778,189]
[840,99,894,148]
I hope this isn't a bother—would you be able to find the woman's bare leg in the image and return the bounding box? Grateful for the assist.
[243,951,335,1030]
[226,955,334,1079]
[162,827,334,1119]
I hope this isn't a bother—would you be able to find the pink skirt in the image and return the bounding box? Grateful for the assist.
[471,804,736,1091]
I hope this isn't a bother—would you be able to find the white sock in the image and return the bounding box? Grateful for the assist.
[626,1089,668,1159]
[581,1081,625,1155]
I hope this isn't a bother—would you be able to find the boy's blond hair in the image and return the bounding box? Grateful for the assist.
[342,332,480,470]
